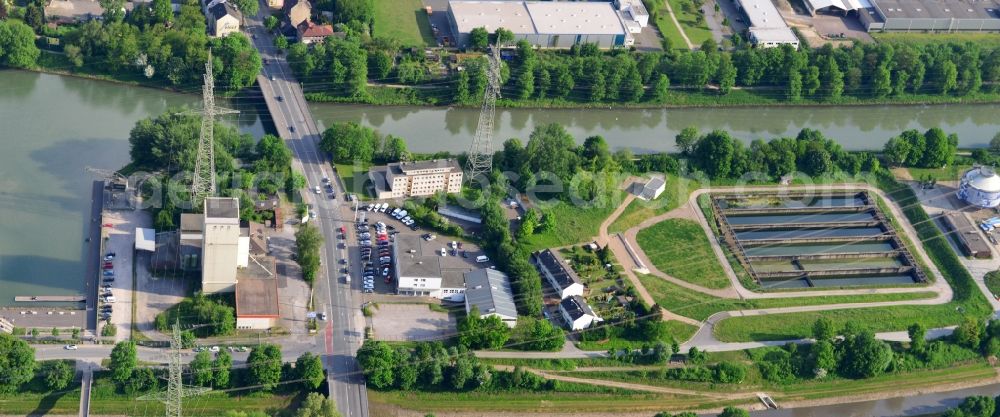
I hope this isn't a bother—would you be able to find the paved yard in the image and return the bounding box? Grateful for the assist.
[101,208,147,342]
[369,303,455,341]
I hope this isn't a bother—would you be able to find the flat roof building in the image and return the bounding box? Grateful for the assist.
[447,1,634,49]
[534,249,585,300]
[235,257,280,330]
[369,159,463,199]
[860,0,1000,31]
[202,197,242,294]
[393,234,469,300]
[638,175,666,201]
[734,0,800,48]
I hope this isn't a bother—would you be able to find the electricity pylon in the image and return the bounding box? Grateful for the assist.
[191,49,239,209]
[465,43,503,183]
[139,321,210,417]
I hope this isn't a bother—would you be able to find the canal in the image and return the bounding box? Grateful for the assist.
[310,102,1000,153]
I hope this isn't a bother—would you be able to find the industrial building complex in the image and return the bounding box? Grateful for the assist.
[734,0,800,47]
[446,0,650,48]
[804,0,1000,31]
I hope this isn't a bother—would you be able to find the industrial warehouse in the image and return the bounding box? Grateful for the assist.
[446,0,644,48]
[804,0,1000,31]
[708,191,928,289]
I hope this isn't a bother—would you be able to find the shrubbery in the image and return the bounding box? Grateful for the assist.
[154,292,235,337]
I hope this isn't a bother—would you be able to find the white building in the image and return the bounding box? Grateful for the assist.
[206,0,241,38]
[637,175,666,201]
[393,234,467,300]
[534,249,585,300]
[447,1,633,49]
[615,0,650,29]
[559,295,601,330]
[959,166,1000,208]
[202,197,243,294]
[369,159,463,199]
[464,269,518,328]
[735,0,799,48]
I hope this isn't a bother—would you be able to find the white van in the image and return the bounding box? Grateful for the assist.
[476,255,489,263]
[440,248,447,256]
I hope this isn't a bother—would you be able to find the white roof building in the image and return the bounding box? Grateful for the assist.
[447,1,633,48]
[736,0,799,48]
[464,269,518,328]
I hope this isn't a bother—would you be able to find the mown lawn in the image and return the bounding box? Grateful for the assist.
[522,197,626,251]
[648,2,691,49]
[636,218,731,289]
[608,174,700,234]
[873,32,1000,47]
[575,318,699,351]
[986,270,1000,299]
[667,0,714,46]
[334,162,372,198]
[373,0,435,47]
[905,165,971,182]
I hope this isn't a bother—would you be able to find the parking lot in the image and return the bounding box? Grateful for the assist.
[348,202,490,298]
[100,209,146,341]
[368,303,456,341]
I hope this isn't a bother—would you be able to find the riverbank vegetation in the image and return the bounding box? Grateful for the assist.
[2,0,261,93]
[289,24,1000,109]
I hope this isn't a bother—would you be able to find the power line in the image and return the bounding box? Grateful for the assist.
[465,43,503,184]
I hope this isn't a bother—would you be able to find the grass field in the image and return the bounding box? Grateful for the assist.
[373,0,435,47]
[667,0,714,46]
[636,218,731,289]
[905,165,970,181]
[334,162,371,197]
[608,174,700,234]
[368,389,741,415]
[522,196,626,251]
[648,2,691,49]
[985,270,1000,299]
[873,32,1000,46]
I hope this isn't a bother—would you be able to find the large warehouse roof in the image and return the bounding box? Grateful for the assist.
[807,0,871,12]
[449,1,535,34]
[870,0,1000,20]
[449,1,626,35]
[525,2,626,35]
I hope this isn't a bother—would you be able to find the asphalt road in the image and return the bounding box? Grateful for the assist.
[244,10,369,417]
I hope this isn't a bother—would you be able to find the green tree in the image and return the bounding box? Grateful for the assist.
[213,350,232,388]
[990,132,1000,153]
[331,0,374,27]
[43,360,74,390]
[190,350,214,386]
[908,322,927,352]
[319,122,378,164]
[229,0,259,18]
[247,344,283,390]
[938,60,958,94]
[100,0,126,22]
[296,223,323,285]
[494,27,514,45]
[786,66,802,101]
[717,55,737,95]
[675,126,699,155]
[839,331,892,378]
[368,51,392,80]
[357,340,397,389]
[297,352,326,390]
[692,130,740,179]
[653,74,670,102]
[718,406,750,417]
[152,0,172,24]
[872,64,892,98]
[295,392,342,417]
[920,127,955,168]
[469,27,489,50]
[803,65,820,96]
[458,307,511,350]
[820,55,844,99]
[212,34,263,90]
[810,340,836,377]
[109,340,138,384]
[264,15,279,31]
[449,355,474,390]
[954,316,984,349]
[0,20,41,69]
[378,135,409,163]
[882,135,913,167]
[274,35,289,50]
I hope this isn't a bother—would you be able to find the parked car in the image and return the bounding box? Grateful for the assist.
[209,346,220,352]
[103,270,114,276]
[318,312,327,321]
[64,344,78,350]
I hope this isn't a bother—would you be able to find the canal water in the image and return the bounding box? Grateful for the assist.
[749,381,1000,417]
[0,71,263,306]
[309,103,1000,153]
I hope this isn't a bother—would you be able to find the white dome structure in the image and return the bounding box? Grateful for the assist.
[959,167,1000,208]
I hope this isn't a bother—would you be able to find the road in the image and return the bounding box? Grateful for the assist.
[244,9,369,417]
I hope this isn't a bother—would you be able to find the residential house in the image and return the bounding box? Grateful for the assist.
[284,0,311,29]
[207,0,241,37]
[534,249,585,300]
[297,21,335,44]
[558,295,602,330]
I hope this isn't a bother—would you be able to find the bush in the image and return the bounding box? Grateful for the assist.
[155,293,235,337]
[713,361,746,384]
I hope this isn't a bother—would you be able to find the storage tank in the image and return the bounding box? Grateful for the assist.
[959,166,1000,208]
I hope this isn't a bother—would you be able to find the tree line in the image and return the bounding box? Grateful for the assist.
[287,24,1000,106]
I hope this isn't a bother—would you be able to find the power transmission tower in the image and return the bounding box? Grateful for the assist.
[139,321,210,417]
[191,49,239,209]
[465,44,503,183]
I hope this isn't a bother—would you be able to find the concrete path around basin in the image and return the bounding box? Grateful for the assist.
[594,182,956,348]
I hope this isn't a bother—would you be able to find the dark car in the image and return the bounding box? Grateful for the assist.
[289,126,296,133]
[276,95,283,101]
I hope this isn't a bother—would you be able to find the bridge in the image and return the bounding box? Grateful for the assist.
[244,7,369,417]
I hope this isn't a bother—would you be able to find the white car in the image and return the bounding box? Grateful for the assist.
[209,346,220,352]
[64,344,78,350]
[314,186,321,194]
